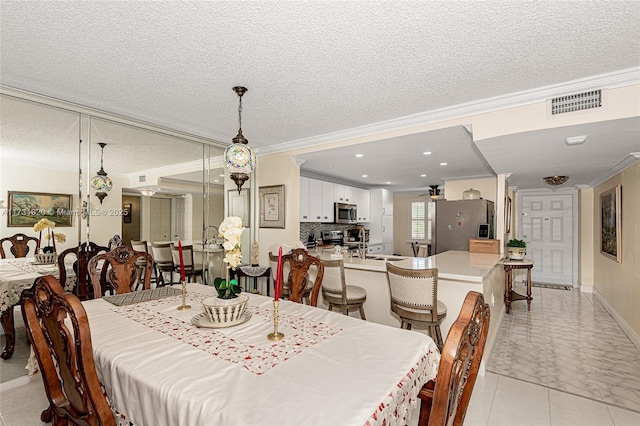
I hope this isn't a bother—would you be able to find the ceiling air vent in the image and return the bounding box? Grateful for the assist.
[550,90,602,115]
[139,175,146,183]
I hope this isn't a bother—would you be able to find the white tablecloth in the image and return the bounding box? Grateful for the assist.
[0,257,76,315]
[84,283,440,426]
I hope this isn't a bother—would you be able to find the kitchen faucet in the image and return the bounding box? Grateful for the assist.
[357,228,367,259]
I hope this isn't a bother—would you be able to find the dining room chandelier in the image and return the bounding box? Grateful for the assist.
[224,86,256,193]
[543,175,569,186]
[91,142,113,204]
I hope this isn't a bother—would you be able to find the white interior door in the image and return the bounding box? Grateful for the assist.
[150,198,171,242]
[520,193,574,285]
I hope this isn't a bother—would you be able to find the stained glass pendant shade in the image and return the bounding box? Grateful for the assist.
[91,142,112,204]
[225,86,256,193]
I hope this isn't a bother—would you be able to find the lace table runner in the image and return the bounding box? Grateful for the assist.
[103,287,182,306]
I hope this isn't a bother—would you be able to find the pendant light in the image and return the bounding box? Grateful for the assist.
[224,86,256,193]
[91,142,112,204]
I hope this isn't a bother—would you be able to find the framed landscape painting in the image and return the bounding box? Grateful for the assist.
[259,185,285,228]
[7,191,73,227]
[600,185,621,262]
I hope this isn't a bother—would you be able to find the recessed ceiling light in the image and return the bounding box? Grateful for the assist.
[420,174,427,177]
[423,151,432,155]
[219,174,225,177]
[362,174,368,178]
[385,181,391,184]
[355,154,364,158]
[213,179,220,183]
[440,162,447,166]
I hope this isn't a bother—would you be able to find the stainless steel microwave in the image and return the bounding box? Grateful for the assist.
[335,203,357,224]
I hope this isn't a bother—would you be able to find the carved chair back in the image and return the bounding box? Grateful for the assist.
[418,291,490,426]
[281,248,324,306]
[58,242,109,301]
[89,245,153,297]
[0,233,40,259]
[20,275,115,425]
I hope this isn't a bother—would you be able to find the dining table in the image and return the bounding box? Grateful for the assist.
[0,256,76,359]
[83,283,441,426]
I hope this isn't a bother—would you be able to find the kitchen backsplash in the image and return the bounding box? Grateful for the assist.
[300,222,355,243]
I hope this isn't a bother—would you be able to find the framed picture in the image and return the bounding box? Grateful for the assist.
[228,188,250,227]
[259,185,285,228]
[600,185,621,262]
[505,195,512,234]
[7,191,73,227]
[123,203,132,224]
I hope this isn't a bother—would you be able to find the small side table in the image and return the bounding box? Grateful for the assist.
[503,259,534,314]
[232,265,272,295]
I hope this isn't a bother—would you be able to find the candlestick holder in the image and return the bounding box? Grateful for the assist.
[177,280,191,311]
[267,300,284,341]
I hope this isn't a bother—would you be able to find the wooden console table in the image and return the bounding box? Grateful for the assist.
[503,259,534,314]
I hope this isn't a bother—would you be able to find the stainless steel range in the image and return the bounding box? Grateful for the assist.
[321,230,344,246]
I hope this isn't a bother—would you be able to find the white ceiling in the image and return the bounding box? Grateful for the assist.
[1,1,639,191]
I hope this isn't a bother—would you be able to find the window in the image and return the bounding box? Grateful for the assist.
[411,199,433,240]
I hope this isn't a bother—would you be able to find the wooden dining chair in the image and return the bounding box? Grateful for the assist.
[386,263,447,349]
[150,242,174,286]
[321,258,367,319]
[131,240,155,289]
[170,244,204,283]
[58,241,109,301]
[20,275,115,425]
[0,233,40,258]
[88,245,153,297]
[281,248,324,307]
[418,291,490,426]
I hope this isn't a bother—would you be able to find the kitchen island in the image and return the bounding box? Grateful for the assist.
[315,250,505,372]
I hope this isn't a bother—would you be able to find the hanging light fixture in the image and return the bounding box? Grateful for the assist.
[429,185,441,199]
[224,86,256,193]
[543,175,569,186]
[91,142,112,204]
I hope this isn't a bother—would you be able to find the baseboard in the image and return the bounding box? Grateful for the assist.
[593,288,640,351]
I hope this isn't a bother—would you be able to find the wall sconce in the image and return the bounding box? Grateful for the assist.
[543,175,569,186]
[91,142,112,204]
[224,86,256,194]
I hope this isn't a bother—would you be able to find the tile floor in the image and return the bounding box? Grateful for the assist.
[489,284,640,413]
[2,288,640,425]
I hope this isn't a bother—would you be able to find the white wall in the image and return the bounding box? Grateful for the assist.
[592,161,640,345]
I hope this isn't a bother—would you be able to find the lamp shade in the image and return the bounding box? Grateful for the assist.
[224,144,256,175]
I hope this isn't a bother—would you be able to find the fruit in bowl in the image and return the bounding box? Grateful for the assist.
[201,294,249,324]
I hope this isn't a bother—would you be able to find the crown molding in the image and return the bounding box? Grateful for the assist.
[588,152,640,187]
[256,67,640,155]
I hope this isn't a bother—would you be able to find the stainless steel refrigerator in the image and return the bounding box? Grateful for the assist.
[432,199,495,254]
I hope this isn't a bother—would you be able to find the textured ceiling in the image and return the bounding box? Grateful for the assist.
[1,1,639,191]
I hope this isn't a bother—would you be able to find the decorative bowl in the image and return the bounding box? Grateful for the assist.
[507,247,526,260]
[34,252,57,264]
[201,294,249,324]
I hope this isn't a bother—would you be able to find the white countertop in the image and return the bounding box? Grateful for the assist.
[326,250,503,283]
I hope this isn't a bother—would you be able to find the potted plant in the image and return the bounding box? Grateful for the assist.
[506,238,527,260]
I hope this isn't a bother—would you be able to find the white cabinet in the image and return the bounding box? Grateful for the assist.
[321,181,334,222]
[353,187,371,222]
[369,188,394,250]
[308,179,323,222]
[300,177,310,222]
[334,184,354,203]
